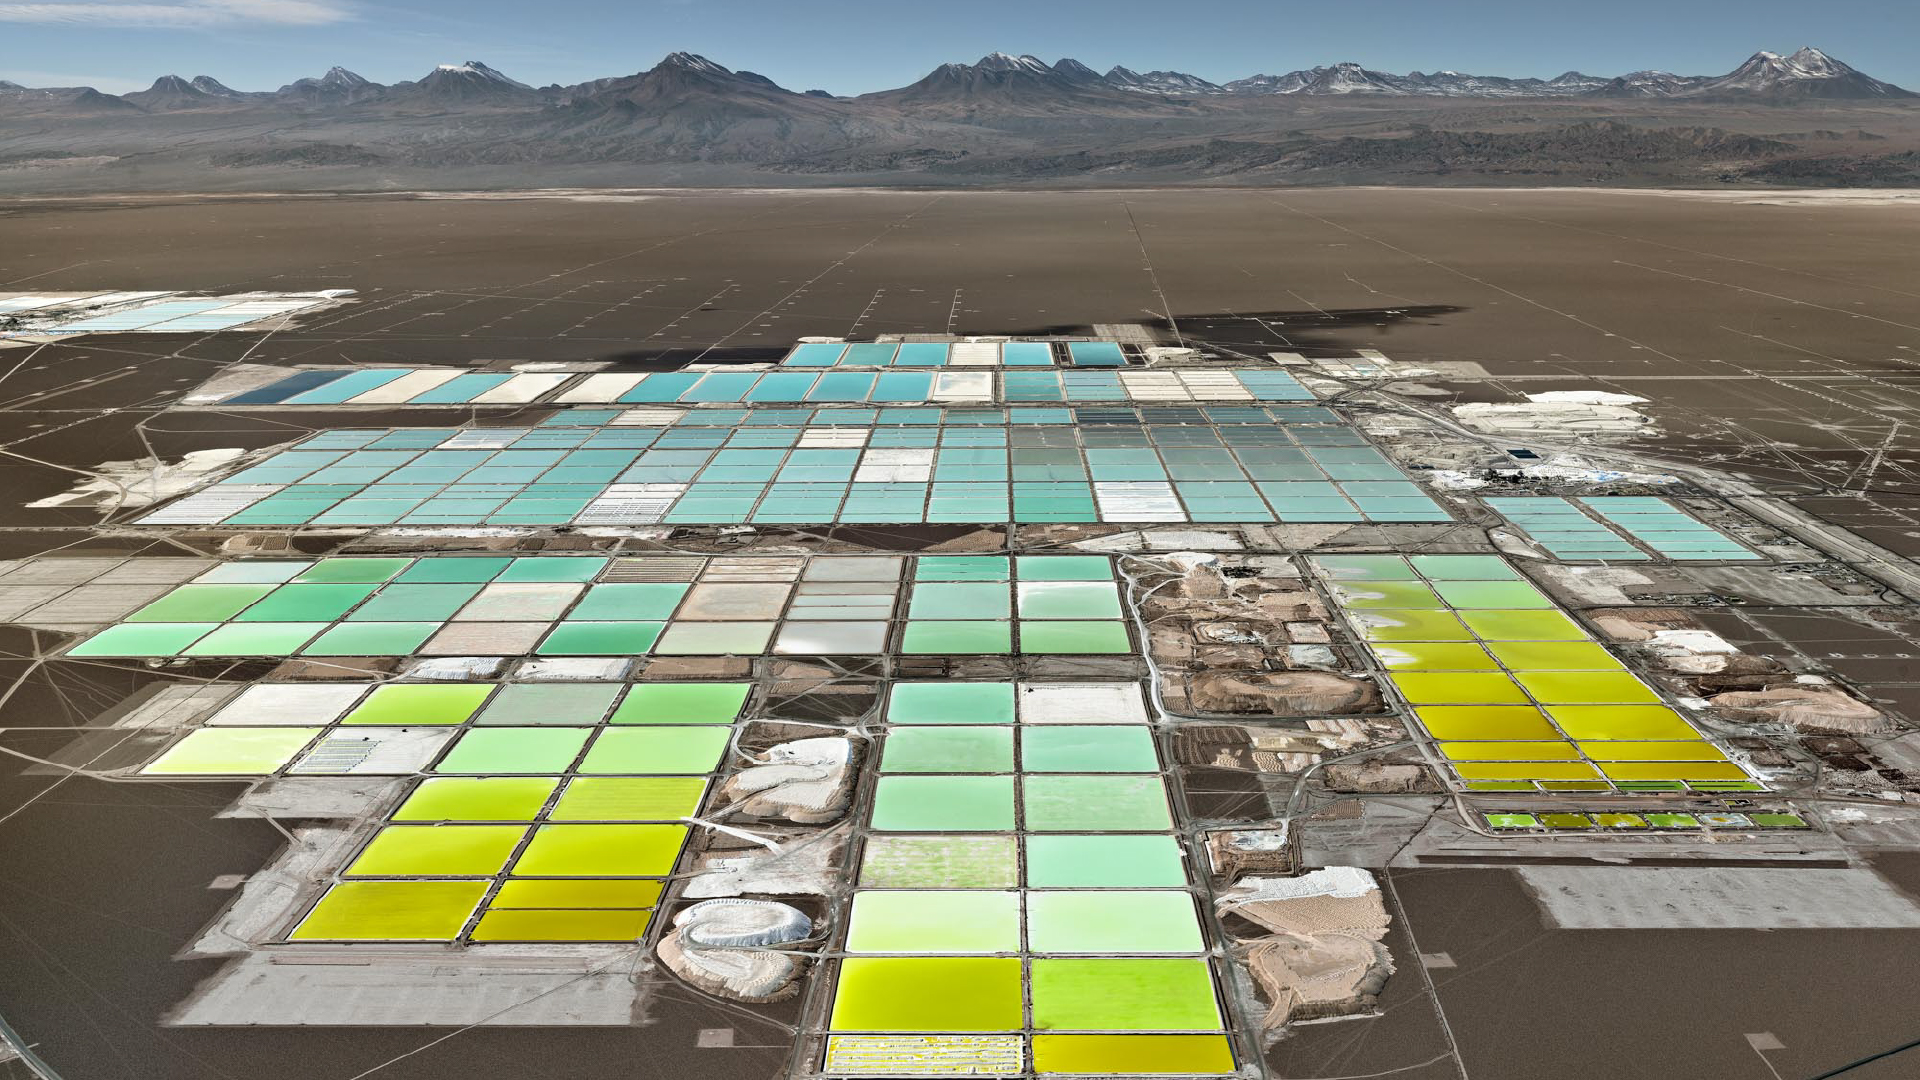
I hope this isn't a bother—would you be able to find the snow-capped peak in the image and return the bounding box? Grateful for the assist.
[190,75,241,96]
[662,52,731,76]
[1731,47,1851,79]
[1699,45,1886,95]
[1305,62,1403,93]
[1781,46,1847,76]
[1104,66,1223,94]
[435,60,532,89]
[975,52,1050,74]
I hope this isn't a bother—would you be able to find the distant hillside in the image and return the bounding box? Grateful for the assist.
[2,47,1917,191]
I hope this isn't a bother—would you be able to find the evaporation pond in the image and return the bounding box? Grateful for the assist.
[1015,581,1122,619]
[1030,1033,1236,1075]
[290,880,489,941]
[491,879,664,908]
[344,825,525,877]
[1388,672,1530,705]
[1546,706,1701,740]
[576,727,729,773]
[1409,555,1520,580]
[1018,620,1131,653]
[881,727,1015,773]
[608,682,751,723]
[141,727,320,775]
[886,682,1017,724]
[548,777,709,820]
[343,683,493,725]
[1333,581,1441,609]
[1459,609,1588,640]
[1019,726,1158,772]
[1414,706,1562,741]
[511,824,688,875]
[830,957,1023,1031]
[1372,643,1498,670]
[1484,641,1623,670]
[1025,834,1187,887]
[1023,776,1170,831]
[859,836,1019,888]
[871,776,1016,831]
[1030,958,1222,1030]
[1312,555,1417,581]
[469,908,652,942]
[1355,610,1471,642]
[433,728,590,773]
[845,891,1021,953]
[1513,671,1661,704]
[392,777,560,821]
[1431,581,1551,608]
[1026,891,1204,953]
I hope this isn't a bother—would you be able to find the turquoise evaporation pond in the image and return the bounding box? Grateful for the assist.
[1026,834,1189,887]
[881,727,1016,773]
[1019,727,1159,772]
[885,683,1017,724]
[1023,776,1171,831]
[65,551,1136,658]
[870,776,1016,831]
[151,405,1458,530]
[783,340,1067,365]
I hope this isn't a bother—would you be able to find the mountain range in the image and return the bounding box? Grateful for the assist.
[4,47,1910,114]
[2,48,1917,191]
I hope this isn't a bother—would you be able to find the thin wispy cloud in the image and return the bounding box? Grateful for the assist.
[0,0,350,27]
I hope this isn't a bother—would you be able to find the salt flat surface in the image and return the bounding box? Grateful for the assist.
[1519,866,1920,929]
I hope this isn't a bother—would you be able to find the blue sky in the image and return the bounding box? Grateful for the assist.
[2,0,1913,95]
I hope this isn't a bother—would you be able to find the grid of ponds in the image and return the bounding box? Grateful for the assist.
[1486,496,1758,562]
[207,366,1311,407]
[822,680,1235,1077]
[52,317,1808,1072]
[1482,809,1808,831]
[127,668,1242,1071]
[0,292,171,313]
[0,291,334,336]
[1579,497,1760,560]
[1312,554,1758,794]
[225,370,573,406]
[556,368,1310,404]
[63,554,1136,660]
[138,409,1449,527]
[782,341,1124,368]
[1483,497,1645,561]
[156,678,738,943]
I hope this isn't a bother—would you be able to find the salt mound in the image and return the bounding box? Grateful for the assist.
[656,899,811,1003]
[1525,390,1648,405]
[720,737,855,823]
[1709,685,1896,735]
[676,899,812,947]
[1220,868,1395,1027]
[1223,867,1379,902]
